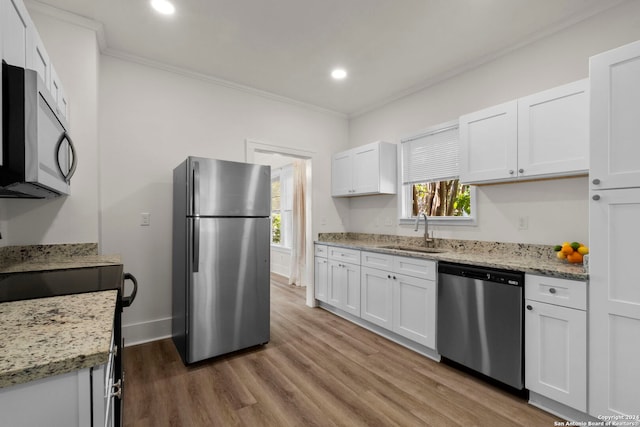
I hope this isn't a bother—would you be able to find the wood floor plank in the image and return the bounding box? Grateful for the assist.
[123,277,561,426]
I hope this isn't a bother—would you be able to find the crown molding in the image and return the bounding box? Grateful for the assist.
[349,0,628,118]
[24,1,346,119]
[25,0,107,51]
[101,48,347,119]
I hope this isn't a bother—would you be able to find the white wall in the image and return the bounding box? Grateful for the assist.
[0,11,100,246]
[348,0,640,245]
[98,56,348,343]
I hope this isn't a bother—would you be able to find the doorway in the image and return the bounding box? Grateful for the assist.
[246,140,315,307]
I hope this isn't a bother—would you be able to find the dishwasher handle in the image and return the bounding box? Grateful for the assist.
[438,262,524,287]
[460,270,491,281]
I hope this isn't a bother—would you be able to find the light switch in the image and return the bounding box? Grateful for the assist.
[140,213,151,226]
[518,216,528,230]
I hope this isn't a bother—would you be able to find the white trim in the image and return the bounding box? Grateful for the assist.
[25,0,107,50]
[245,140,315,304]
[349,0,626,118]
[122,317,172,347]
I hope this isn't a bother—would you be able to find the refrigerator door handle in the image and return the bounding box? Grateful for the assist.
[193,218,200,273]
[192,160,200,216]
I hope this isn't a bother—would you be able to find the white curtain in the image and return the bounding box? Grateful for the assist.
[288,159,306,286]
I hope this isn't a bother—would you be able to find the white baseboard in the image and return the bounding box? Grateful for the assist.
[122,316,172,347]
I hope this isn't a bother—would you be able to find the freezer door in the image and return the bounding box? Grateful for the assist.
[187,217,270,363]
[188,157,271,217]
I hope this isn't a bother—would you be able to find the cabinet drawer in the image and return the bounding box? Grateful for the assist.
[315,244,328,258]
[393,257,436,281]
[361,251,394,271]
[328,246,360,264]
[525,274,586,310]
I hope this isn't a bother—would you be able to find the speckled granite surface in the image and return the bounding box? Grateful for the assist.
[0,243,121,274]
[0,290,117,389]
[317,233,587,280]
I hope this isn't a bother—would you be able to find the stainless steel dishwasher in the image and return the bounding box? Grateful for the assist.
[437,262,524,390]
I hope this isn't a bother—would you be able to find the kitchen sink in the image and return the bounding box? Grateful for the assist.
[378,245,447,254]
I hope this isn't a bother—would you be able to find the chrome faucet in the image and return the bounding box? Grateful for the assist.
[414,212,433,246]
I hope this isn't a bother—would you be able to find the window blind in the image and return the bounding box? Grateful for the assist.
[401,125,459,184]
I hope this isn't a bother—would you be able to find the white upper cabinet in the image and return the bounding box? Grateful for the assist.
[460,80,589,184]
[331,141,397,197]
[590,39,640,190]
[517,79,589,179]
[2,0,30,68]
[50,65,69,119]
[1,0,70,121]
[459,101,518,183]
[26,24,51,90]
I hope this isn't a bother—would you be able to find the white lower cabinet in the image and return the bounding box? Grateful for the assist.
[314,251,329,303]
[361,251,437,349]
[328,258,361,317]
[525,274,587,412]
[360,266,393,329]
[0,365,106,427]
[393,273,436,348]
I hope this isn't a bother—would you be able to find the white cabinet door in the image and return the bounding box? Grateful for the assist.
[50,66,69,120]
[590,39,640,190]
[0,368,93,427]
[589,188,640,417]
[518,79,589,178]
[314,257,328,303]
[525,300,586,412]
[342,262,361,317]
[360,266,393,329]
[352,143,379,194]
[459,100,518,183]
[331,151,352,196]
[26,25,51,90]
[392,274,436,348]
[327,260,360,316]
[327,260,343,307]
[2,0,30,68]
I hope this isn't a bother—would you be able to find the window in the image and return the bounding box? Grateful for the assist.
[271,166,293,247]
[400,121,475,223]
[271,176,282,244]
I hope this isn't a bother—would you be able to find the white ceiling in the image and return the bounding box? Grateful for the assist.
[31,0,623,116]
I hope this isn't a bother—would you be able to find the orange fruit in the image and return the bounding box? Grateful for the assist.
[561,244,574,255]
[567,252,584,264]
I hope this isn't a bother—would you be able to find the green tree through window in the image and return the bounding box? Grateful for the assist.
[411,180,470,217]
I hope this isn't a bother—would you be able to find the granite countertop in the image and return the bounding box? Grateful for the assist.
[0,290,118,389]
[0,243,122,274]
[316,234,587,281]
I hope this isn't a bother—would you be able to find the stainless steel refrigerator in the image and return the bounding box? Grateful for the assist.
[172,156,271,364]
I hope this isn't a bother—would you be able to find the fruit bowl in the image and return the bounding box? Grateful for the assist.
[554,241,589,264]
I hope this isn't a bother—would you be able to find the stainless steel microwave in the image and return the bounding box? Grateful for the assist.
[1,61,77,198]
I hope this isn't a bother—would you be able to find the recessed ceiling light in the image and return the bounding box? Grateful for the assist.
[151,0,175,15]
[331,69,347,80]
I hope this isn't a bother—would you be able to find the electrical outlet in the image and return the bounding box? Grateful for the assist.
[140,213,151,226]
[518,216,529,230]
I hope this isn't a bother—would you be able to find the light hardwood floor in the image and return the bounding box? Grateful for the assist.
[123,275,559,426]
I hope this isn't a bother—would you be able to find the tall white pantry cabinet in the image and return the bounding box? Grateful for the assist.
[589,39,640,417]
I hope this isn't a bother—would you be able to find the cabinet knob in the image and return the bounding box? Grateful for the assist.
[549,288,556,294]
[387,275,391,279]
[592,194,601,201]
[509,170,515,175]
[518,168,524,174]
[392,276,397,280]
[592,178,600,185]
[526,305,533,311]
